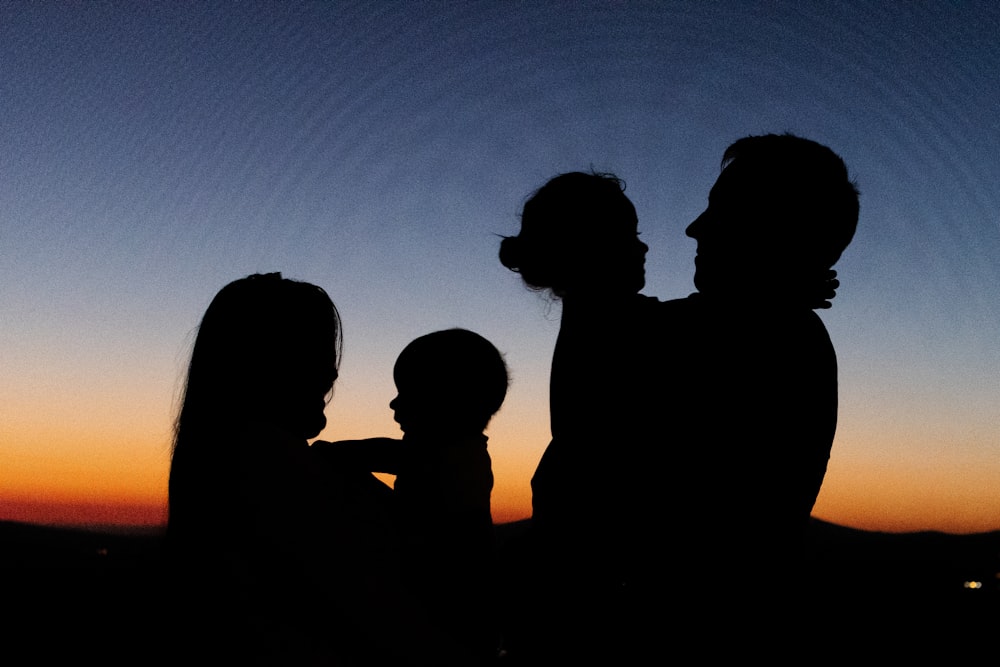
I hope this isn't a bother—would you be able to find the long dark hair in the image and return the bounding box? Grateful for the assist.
[167,272,341,549]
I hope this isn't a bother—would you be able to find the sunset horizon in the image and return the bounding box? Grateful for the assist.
[3,5,999,541]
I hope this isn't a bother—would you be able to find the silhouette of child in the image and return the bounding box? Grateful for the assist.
[316,328,508,663]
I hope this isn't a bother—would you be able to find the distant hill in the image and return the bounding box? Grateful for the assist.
[4,516,999,576]
[495,516,1000,606]
[0,519,164,567]
[2,517,998,660]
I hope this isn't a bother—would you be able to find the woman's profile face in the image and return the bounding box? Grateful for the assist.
[272,356,336,440]
[569,204,648,296]
[262,323,339,440]
[606,211,648,293]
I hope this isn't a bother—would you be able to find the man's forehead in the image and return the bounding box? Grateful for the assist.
[709,166,743,203]
[710,160,772,203]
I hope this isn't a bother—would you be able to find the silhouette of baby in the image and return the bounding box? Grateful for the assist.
[314,328,509,663]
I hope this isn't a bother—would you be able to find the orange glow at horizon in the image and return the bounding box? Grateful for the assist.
[2,408,171,527]
[1,418,539,528]
[0,495,167,528]
[813,443,1000,535]
[2,433,169,505]
[5,402,1000,535]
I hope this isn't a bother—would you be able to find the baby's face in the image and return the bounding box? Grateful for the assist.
[389,383,425,434]
[390,382,450,435]
[388,391,409,432]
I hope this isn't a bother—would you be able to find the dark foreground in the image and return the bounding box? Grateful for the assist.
[2,518,998,663]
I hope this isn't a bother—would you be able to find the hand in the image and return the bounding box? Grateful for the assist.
[808,269,839,310]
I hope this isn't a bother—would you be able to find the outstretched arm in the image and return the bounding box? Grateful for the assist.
[311,437,404,474]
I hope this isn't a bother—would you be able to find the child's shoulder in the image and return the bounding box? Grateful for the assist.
[404,433,488,456]
[398,435,492,496]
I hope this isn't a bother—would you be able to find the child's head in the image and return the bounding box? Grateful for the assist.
[390,329,508,437]
[499,171,648,298]
[177,272,342,442]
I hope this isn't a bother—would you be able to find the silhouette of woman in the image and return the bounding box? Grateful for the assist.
[165,272,342,662]
[499,173,655,552]
[165,273,477,666]
[498,172,659,662]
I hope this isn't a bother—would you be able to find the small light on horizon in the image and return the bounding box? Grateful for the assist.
[97,547,109,557]
[962,581,982,589]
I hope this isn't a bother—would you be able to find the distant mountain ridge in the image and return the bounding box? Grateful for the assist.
[4,516,999,605]
[3,516,999,567]
[3,517,998,661]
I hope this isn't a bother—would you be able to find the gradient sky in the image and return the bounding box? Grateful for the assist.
[2,2,998,533]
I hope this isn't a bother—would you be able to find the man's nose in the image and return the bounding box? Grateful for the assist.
[686,211,707,239]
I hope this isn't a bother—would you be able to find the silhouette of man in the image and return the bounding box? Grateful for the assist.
[501,136,858,659]
[662,133,859,588]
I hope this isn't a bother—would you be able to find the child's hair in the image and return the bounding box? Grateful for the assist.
[394,328,508,431]
[499,171,636,296]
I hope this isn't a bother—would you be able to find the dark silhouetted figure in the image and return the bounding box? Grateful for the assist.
[315,329,508,665]
[499,136,858,658]
[164,272,342,663]
[665,134,859,627]
[166,276,474,666]
[499,172,658,663]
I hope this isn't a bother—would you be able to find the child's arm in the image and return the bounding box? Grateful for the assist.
[311,437,404,474]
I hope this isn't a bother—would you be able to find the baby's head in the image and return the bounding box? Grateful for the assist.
[390,329,509,437]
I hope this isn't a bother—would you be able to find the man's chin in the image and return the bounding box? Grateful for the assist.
[691,268,739,295]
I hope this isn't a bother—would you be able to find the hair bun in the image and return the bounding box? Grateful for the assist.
[498,236,523,272]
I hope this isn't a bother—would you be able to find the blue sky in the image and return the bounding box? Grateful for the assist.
[2,2,999,531]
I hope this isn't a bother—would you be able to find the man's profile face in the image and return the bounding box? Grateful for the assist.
[686,162,767,294]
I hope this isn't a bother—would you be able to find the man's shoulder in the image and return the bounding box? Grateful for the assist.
[632,294,703,338]
[632,292,699,319]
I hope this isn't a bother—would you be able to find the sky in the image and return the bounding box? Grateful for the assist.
[2,2,998,534]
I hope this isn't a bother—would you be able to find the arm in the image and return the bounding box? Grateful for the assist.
[719,310,838,538]
[310,437,404,474]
